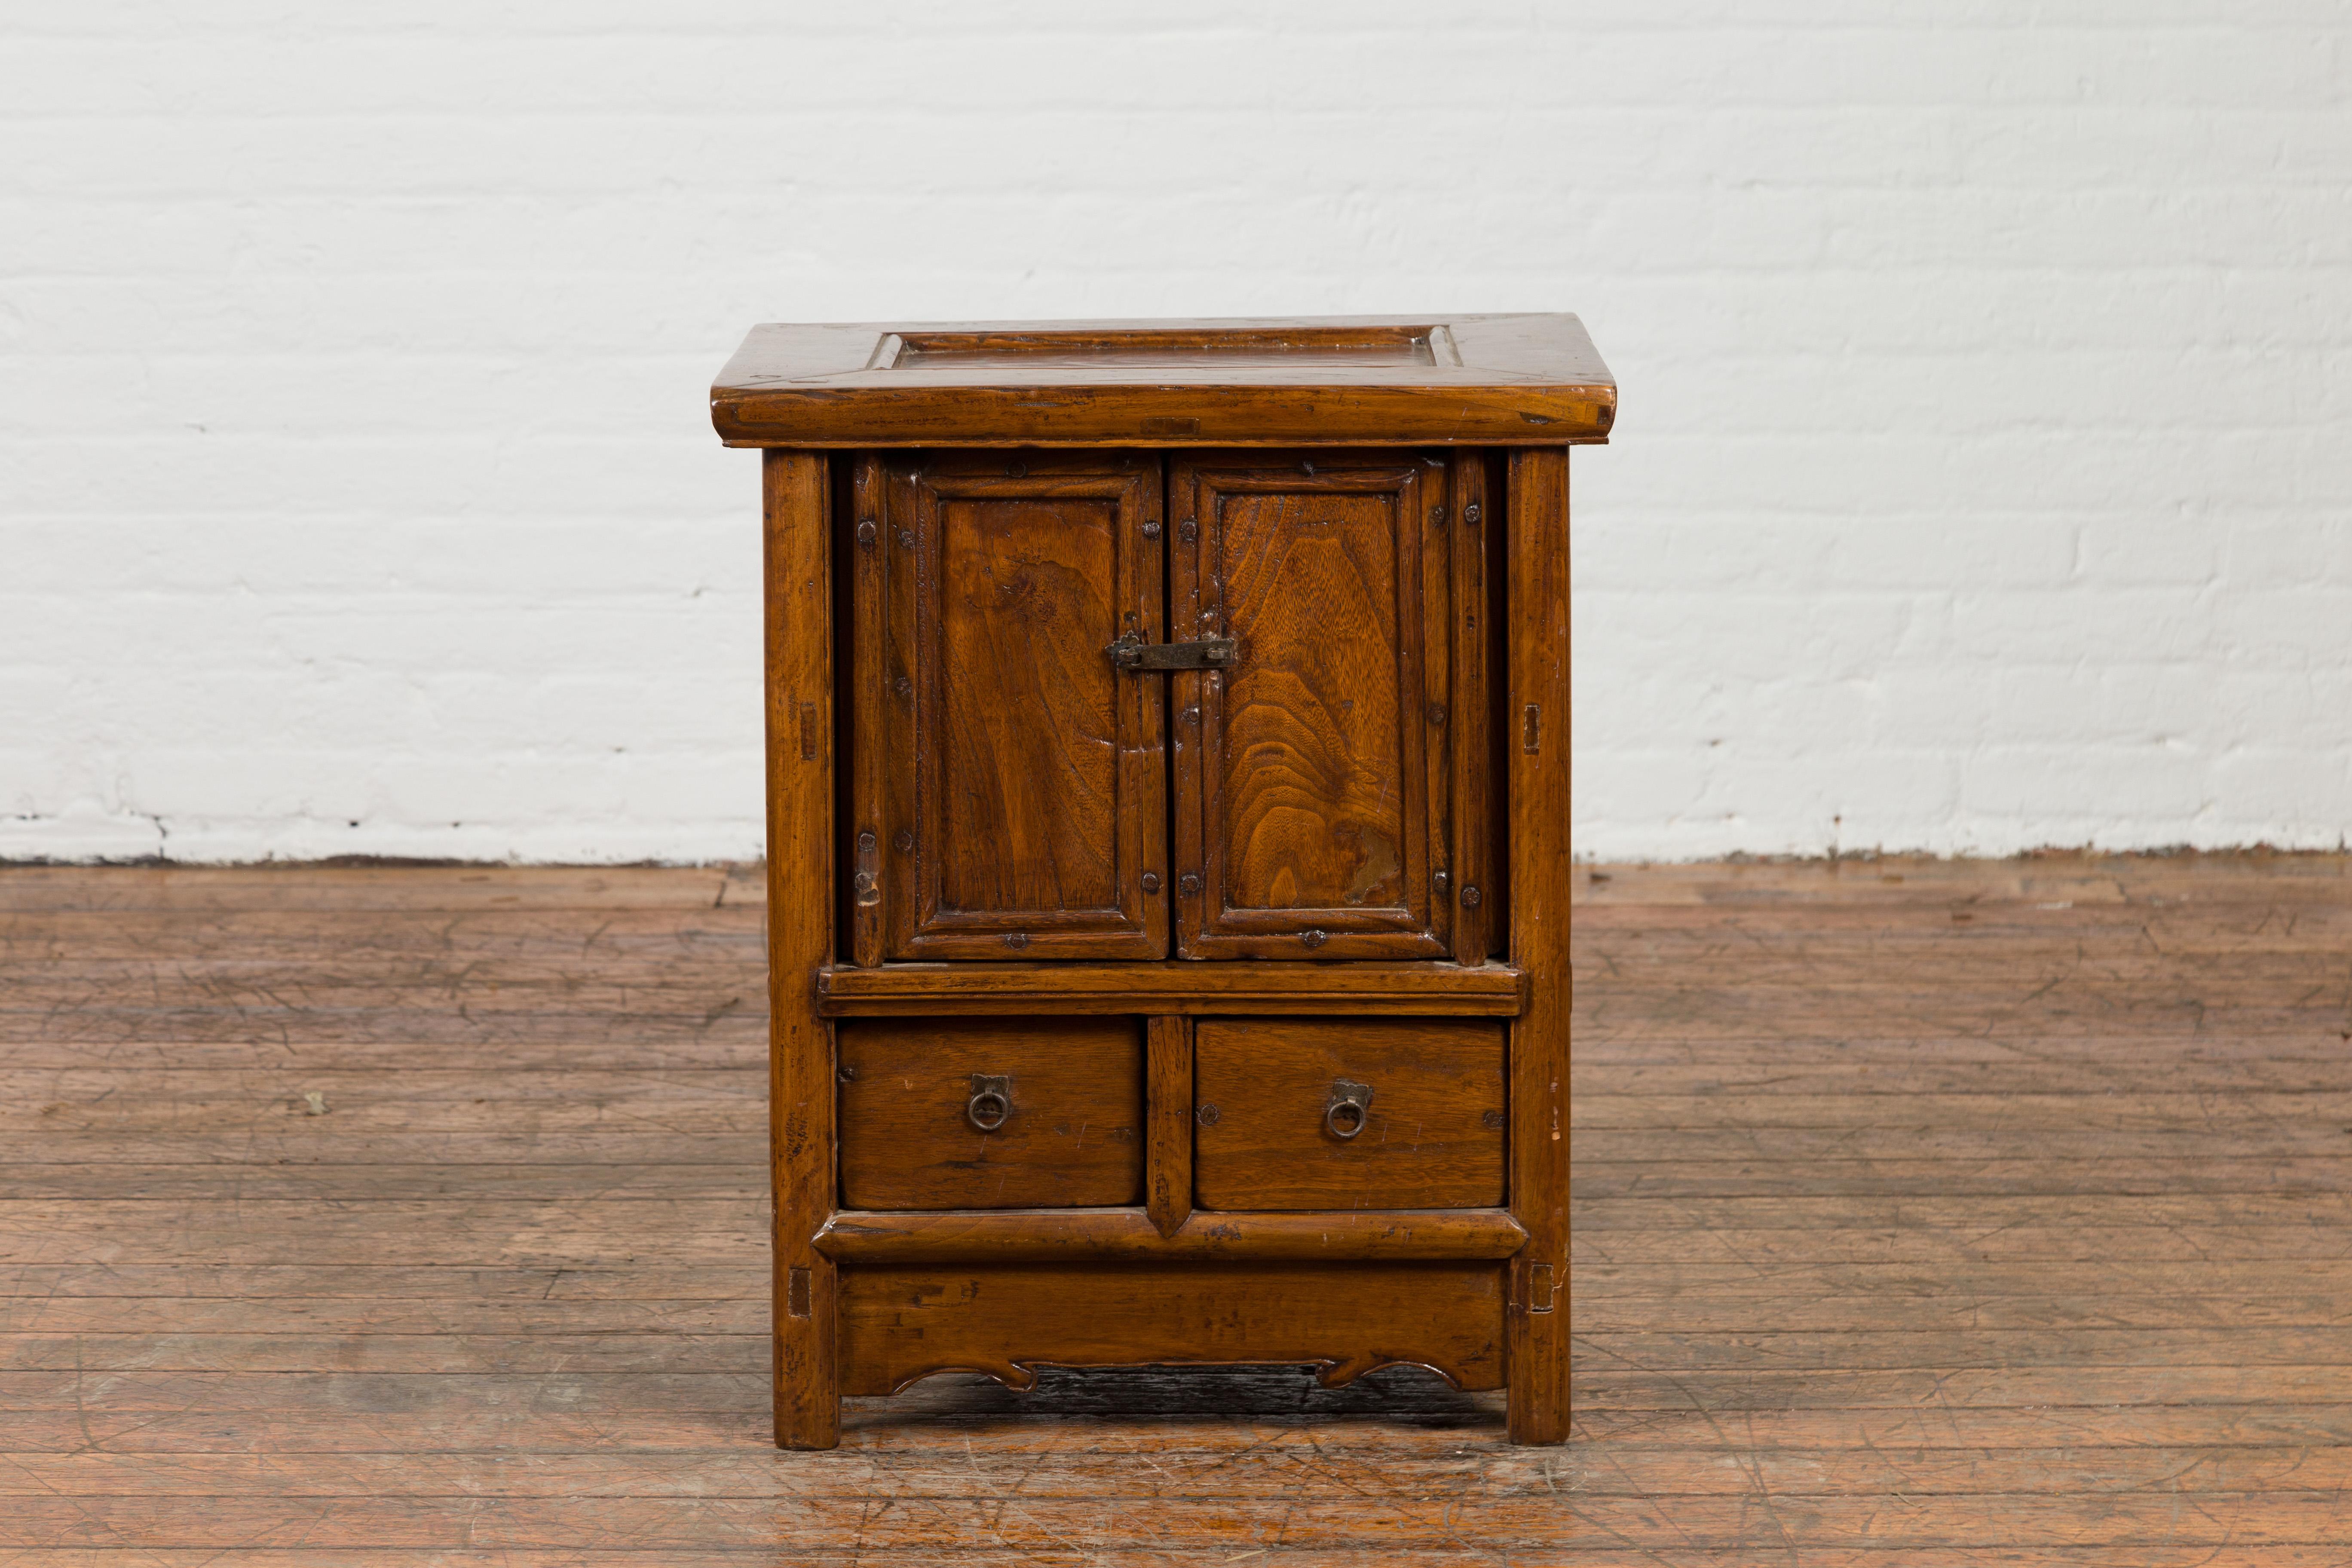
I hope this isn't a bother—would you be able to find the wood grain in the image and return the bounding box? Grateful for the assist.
[1448,448,1494,964]
[865,451,1166,960]
[837,1263,1507,1396]
[815,1207,1526,1262]
[762,449,839,1450]
[835,1017,1142,1210]
[845,452,888,968]
[1192,1017,1507,1210]
[816,959,1525,1014]
[9,1552,2351,1568]
[1505,444,1572,1444]
[1169,450,1452,959]
[710,312,1618,447]
[1144,1015,1192,1238]
[9,854,2352,1562]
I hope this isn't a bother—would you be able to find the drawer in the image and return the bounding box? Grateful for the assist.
[1192,1017,1506,1210]
[836,1017,1143,1210]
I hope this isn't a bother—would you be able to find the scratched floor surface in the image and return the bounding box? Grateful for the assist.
[3,855,2349,1565]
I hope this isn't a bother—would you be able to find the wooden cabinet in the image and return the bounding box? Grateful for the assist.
[713,313,1612,1449]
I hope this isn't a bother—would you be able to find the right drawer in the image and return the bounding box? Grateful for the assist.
[1192,1017,1507,1210]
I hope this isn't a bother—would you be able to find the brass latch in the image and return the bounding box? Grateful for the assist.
[1106,633,1237,672]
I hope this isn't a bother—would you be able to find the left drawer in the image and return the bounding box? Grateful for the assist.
[836,1017,1144,1210]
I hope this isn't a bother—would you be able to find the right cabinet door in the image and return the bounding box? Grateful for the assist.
[1170,450,1486,959]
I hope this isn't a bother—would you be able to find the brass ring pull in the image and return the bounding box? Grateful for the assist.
[967,1074,1011,1133]
[1324,1078,1373,1141]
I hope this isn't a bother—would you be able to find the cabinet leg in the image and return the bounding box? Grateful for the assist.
[1504,446,1571,1449]
[775,1251,840,1450]
[763,447,840,1452]
[1505,1254,1567,1445]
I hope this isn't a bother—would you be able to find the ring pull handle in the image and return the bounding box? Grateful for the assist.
[966,1074,1011,1133]
[1323,1078,1374,1141]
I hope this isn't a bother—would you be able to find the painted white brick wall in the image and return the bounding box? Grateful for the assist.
[3,1,2347,862]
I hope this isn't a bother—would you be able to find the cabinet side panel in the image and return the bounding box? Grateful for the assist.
[1504,447,1570,1445]
[764,449,840,1449]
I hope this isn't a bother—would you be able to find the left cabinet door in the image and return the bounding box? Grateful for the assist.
[848,451,1169,962]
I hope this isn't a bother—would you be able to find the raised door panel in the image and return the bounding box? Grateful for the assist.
[1169,450,1452,959]
[852,452,1167,962]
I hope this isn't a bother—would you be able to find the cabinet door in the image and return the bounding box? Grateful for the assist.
[851,452,1167,962]
[1170,450,1455,959]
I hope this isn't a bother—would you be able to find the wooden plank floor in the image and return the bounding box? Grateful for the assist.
[3,854,2349,1565]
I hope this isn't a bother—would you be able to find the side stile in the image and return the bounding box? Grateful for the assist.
[1450,450,1492,966]
[1145,1016,1194,1239]
[1420,455,1455,957]
[764,449,841,1450]
[881,461,922,959]
[1167,455,1208,959]
[1504,446,1571,1445]
[848,454,886,969]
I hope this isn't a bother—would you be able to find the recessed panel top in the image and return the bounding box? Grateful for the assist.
[883,323,1456,374]
[711,314,1614,447]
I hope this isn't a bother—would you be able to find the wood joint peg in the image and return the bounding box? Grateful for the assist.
[1523,1262,1556,1314]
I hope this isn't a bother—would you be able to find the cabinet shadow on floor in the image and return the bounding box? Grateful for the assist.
[845,1363,1505,1429]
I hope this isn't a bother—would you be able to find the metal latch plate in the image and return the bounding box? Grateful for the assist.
[1106,635,1237,672]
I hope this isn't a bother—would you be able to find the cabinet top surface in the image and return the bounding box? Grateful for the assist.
[711,313,1614,448]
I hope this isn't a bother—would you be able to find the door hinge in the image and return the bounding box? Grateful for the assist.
[1106,634,1237,672]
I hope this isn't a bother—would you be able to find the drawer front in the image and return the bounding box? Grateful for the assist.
[1192,1018,1506,1210]
[837,1017,1143,1210]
